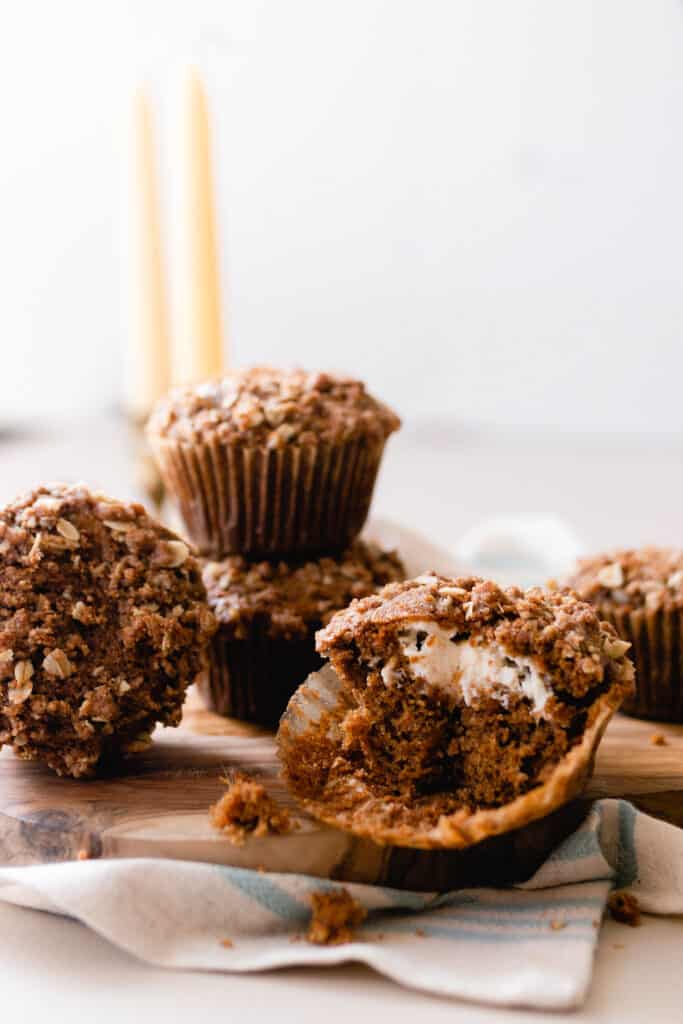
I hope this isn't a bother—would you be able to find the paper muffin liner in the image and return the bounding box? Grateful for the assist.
[599,605,683,722]
[149,435,386,559]
[198,619,325,727]
[277,664,623,850]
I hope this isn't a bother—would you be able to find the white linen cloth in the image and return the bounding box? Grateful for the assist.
[0,800,682,1010]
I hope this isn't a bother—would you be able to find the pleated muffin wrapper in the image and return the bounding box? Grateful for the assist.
[277,664,626,851]
[599,604,683,722]
[148,435,387,559]
[198,618,325,728]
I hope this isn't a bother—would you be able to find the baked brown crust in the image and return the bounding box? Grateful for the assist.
[203,541,405,641]
[566,548,683,613]
[0,484,216,778]
[147,366,400,447]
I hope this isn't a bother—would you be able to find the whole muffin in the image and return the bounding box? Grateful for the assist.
[0,484,216,777]
[200,540,405,726]
[278,574,634,848]
[566,548,683,721]
[147,367,401,558]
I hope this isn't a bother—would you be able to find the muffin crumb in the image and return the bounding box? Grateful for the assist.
[550,919,566,931]
[608,890,641,926]
[209,772,293,845]
[220,938,234,949]
[650,733,668,746]
[307,889,367,946]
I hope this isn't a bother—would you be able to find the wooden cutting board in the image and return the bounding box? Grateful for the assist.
[1,692,681,892]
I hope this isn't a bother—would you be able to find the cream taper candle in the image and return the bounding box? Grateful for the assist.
[174,68,225,386]
[125,88,171,420]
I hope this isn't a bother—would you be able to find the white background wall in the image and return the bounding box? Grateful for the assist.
[1,0,682,433]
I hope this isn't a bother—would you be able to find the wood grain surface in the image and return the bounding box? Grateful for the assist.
[1,690,681,891]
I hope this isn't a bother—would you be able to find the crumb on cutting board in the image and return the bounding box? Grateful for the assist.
[608,890,641,927]
[650,733,668,746]
[307,888,367,946]
[209,771,294,845]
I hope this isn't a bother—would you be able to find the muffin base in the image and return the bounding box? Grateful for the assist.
[150,436,387,559]
[199,621,324,727]
[602,606,683,722]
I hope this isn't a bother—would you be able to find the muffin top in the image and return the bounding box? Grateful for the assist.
[318,573,633,699]
[147,366,401,447]
[0,483,215,777]
[203,540,405,641]
[566,547,683,613]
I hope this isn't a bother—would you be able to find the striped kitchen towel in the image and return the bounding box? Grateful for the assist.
[0,799,681,1010]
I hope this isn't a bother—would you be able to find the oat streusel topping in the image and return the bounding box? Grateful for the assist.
[566,548,683,613]
[318,572,632,699]
[146,366,401,447]
[0,483,216,778]
[202,540,405,641]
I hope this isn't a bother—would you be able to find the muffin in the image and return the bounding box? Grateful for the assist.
[566,548,683,721]
[147,367,401,558]
[200,540,405,726]
[0,483,216,777]
[278,573,633,848]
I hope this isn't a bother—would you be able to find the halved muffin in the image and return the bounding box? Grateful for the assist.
[278,574,633,848]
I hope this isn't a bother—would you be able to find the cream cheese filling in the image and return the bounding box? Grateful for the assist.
[381,621,552,714]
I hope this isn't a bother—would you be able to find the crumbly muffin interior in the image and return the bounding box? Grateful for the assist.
[288,635,582,824]
[281,575,634,837]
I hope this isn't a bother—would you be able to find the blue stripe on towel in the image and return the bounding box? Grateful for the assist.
[296,880,437,913]
[432,897,604,919]
[432,901,602,925]
[547,827,603,863]
[616,800,638,888]
[217,866,309,921]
